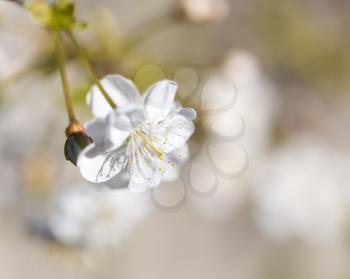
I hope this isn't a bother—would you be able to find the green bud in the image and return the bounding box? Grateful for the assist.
[25,0,52,27]
[25,0,84,31]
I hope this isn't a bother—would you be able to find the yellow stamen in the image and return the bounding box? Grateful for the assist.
[134,130,164,159]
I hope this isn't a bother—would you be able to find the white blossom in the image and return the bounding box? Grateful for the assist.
[251,138,350,243]
[48,183,151,249]
[78,75,196,192]
[190,51,277,223]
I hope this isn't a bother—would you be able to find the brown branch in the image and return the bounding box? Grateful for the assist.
[3,0,25,5]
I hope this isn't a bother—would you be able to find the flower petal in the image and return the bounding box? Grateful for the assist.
[107,105,146,147]
[156,157,178,182]
[104,168,129,189]
[167,143,190,164]
[143,80,177,120]
[160,144,189,181]
[177,108,197,121]
[87,75,141,118]
[84,118,108,143]
[153,114,195,153]
[78,143,127,183]
[161,166,178,181]
[127,136,161,192]
[84,118,120,152]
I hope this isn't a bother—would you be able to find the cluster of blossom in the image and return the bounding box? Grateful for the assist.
[76,76,196,192]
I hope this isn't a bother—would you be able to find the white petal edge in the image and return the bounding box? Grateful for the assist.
[87,75,141,118]
[143,80,178,120]
[155,114,195,153]
[78,143,127,183]
[177,108,197,121]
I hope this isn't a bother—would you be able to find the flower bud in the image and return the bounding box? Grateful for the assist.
[64,132,93,166]
[64,122,93,166]
[25,0,84,31]
[180,0,229,24]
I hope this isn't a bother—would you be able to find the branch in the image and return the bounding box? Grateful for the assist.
[3,0,25,5]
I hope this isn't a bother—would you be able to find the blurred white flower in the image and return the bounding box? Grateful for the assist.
[180,0,229,23]
[222,50,277,162]
[251,138,350,243]
[48,183,151,249]
[78,75,196,192]
[190,51,277,223]
[0,2,44,80]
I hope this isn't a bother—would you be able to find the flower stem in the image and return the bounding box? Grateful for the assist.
[65,29,117,109]
[55,31,77,124]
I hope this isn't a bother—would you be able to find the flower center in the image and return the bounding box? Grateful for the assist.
[131,126,164,159]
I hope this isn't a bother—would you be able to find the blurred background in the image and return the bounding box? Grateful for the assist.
[1,0,350,278]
